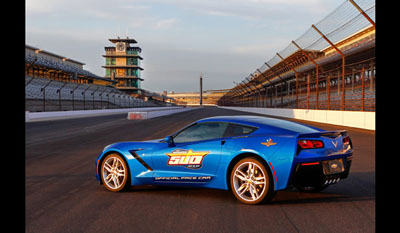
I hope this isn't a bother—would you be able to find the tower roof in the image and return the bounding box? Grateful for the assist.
[109,37,137,44]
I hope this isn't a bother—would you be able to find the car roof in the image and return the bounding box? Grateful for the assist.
[197,115,322,135]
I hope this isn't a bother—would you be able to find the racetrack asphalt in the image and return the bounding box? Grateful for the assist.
[25,106,375,233]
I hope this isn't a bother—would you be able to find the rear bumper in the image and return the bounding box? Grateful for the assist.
[289,153,353,188]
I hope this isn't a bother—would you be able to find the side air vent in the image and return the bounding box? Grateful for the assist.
[129,150,153,171]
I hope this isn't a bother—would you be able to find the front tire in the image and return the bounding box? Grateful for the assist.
[101,153,130,192]
[230,157,275,204]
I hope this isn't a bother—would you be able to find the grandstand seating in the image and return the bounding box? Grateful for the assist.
[25,76,159,112]
[25,54,99,79]
[242,82,375,111]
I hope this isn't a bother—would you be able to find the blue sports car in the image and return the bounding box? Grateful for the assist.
[95,115,353,204]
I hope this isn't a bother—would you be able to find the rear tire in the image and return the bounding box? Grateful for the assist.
[101,153,131,192]
[230,157,275,204]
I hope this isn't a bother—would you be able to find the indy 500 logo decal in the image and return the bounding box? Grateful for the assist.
[165,149,209,169]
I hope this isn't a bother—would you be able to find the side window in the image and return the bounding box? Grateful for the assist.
[224,123,258,137]
[173,122,229,143]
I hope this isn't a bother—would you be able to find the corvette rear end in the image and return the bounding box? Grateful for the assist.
[289,130,353,192]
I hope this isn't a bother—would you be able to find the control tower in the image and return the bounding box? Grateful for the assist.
[102,36,144,95]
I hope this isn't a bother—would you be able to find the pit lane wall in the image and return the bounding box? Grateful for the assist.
[26,107,195,122]
[218,106,375,130]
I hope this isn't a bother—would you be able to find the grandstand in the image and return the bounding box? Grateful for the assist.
[25,45,114,86]
[166,89,229,106]
[218,0,375,112]
[25,45,170,112]
[25,76,159,112]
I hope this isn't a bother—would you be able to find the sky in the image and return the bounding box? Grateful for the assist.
[26,0,344,93]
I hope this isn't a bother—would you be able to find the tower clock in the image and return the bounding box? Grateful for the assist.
[116,42,126,52]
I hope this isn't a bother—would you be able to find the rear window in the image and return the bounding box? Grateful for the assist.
[249,117,320,134]
[223,123,258,137]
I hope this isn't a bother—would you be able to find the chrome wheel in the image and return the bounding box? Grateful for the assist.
[102,155,128,191]
[232,160,267,203]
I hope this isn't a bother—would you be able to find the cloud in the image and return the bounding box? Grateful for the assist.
[232,44,276,55]
[159,0,335,21]
[155,18,179,29]
[205,10,237,17]
[231,36,291,57]
[26,0,57,15]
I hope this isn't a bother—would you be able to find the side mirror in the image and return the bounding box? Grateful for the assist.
[164,136,175,147]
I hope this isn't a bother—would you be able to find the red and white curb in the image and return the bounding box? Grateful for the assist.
[127,107,196,120]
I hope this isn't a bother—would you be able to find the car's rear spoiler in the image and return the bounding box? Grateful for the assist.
[297,130,347,138]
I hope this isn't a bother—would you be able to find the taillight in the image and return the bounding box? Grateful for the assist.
[343,136,351,148]
[298,139,324,149]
